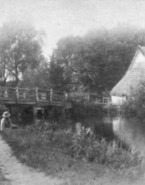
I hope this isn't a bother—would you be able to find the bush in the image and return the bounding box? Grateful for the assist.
[121,83,145,119]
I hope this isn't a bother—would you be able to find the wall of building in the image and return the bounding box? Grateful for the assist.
[111,96,126,105]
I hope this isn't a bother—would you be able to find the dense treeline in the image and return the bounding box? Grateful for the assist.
[1,21,145,95]
[0,19,46,87]
[50,26,145,94]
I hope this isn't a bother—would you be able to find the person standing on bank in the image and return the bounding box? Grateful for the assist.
[0,111,12,131]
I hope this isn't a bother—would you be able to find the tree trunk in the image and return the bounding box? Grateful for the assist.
[14,57,19,86]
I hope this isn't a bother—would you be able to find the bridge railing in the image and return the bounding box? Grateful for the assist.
[16,87,36,102]
[0,86,106,107]
[0,86,68,105]
[0,87,17,101]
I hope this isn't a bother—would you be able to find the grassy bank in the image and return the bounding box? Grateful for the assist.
[2,124,143,179]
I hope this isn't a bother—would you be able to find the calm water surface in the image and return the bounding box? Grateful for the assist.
[77,116,145,152]
[112,116,145,152]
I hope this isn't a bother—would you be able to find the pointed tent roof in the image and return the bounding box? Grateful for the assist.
[111,46,145,96]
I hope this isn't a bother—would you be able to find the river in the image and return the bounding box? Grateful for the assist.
[75,116,145,152]
[112,116,145,152]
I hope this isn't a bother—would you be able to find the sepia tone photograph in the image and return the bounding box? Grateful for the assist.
[0,0,144,184]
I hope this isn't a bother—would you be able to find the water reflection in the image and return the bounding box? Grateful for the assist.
[75,116,114,141]
[112,117,145,152]
[75,116,145,152]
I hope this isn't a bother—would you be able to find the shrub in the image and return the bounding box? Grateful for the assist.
[121,83,145,119]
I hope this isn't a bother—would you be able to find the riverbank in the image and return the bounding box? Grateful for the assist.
[0,134,64,185]
[2,124,143,181]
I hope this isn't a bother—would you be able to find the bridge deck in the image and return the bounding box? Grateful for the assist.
[0,86,71,107]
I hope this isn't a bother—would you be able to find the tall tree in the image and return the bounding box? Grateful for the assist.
[50,26,145,94]
[49,54,72,91]
[0,20,45,86]
[19,59,51,89]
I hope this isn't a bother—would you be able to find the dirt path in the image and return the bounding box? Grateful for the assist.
[0,135,64,185]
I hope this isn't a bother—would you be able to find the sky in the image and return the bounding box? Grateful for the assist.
[0,0,145,56]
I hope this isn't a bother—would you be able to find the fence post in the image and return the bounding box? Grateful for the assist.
[65,92,68,100]
[35,87,39,102]
[16,87,19,101]
[64,92,68,104]
[50,89,53,102]
[4,88,8,98]
[87,93,90,101]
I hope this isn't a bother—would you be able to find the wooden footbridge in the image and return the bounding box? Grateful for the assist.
[0,86,111,109]
[0,86,71,107]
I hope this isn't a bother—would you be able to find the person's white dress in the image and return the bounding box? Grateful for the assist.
[0,118,11,131]
[1,118,6,131]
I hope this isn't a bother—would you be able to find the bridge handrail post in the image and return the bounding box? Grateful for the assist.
[35,87,39,102]
[4,87,8,98]
[64,91,68,102]
[16,87,19,102]
[65,92,68,100]
[87,93,90,101]
[50,89,53,102]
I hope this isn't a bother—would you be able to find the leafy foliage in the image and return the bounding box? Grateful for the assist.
[19,59,50,88]
[121,83,145,118]
[49,55,71,91]
[49,26,145,94]
[1,22,145,95]
[0,20,45,86]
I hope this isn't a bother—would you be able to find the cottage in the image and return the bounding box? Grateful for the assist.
[111,46,145,105]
